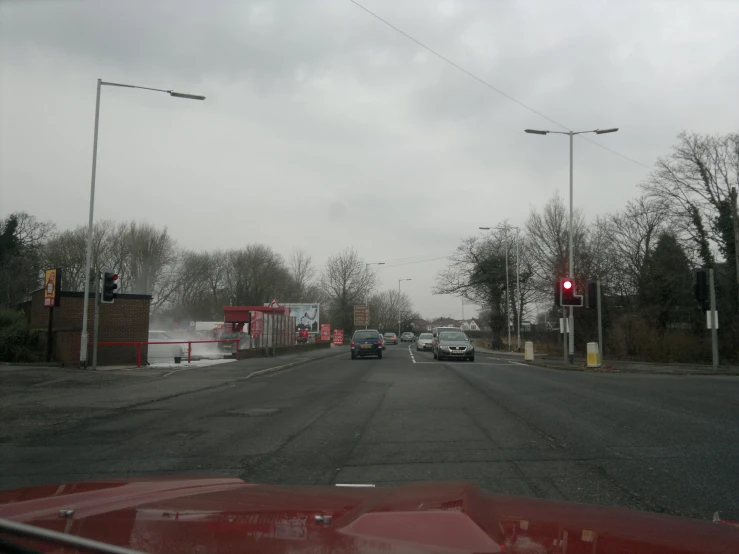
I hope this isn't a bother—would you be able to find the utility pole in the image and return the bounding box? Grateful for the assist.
[731,187,739,313]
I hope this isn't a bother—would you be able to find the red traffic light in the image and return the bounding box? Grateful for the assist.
[563,280,573,290]
[112,274,119,281]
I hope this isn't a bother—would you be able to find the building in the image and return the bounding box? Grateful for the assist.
[459,319,480,331]
[24,289,152,366]
[410,318,431,332]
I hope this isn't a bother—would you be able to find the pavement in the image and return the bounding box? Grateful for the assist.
[477,346,739,375]
[2,342,738,522]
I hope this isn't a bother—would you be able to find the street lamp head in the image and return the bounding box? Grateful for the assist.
[525,129,549,135]
[169,91,206,101]
[595,128,618,134]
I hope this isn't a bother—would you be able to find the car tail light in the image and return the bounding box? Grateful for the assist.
[351,340,355,347]
[378,339,383,346]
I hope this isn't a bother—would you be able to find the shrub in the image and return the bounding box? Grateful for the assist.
[0,309,38,362]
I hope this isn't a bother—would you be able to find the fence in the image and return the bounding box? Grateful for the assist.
[87,338,240,368]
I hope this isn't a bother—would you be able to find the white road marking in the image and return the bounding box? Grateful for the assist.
[408,345,416,364]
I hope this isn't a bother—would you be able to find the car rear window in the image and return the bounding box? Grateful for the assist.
[384,333,396,337]
[419,333,432,339]
[354,331,378,340]
[440,331,468,341]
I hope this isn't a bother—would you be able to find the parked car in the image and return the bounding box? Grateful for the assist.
[416,332,433,351]
[147,330,185,364]
[434,330,475,361]
[218,332,241,352]
[400,332,415,342]
[431,326,461,357]
[351,329,383,359]
[383,332,398,345]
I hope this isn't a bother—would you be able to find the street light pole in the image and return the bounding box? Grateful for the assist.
[398,278,411,336]
[364,262,385,329]
[525,127,618,364]
[515,231,521,351]
[79,79,205,367]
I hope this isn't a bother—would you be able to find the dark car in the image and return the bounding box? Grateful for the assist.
[218,332,241,351]
[434,330,475,361]
[351,329,383,359]
[400,332,415,342]
[383,332,398,345]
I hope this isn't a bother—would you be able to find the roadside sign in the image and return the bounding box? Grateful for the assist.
[320,324,331,341]
[333,330,344,345]
[354,305,369,326]
[43,268,62,307]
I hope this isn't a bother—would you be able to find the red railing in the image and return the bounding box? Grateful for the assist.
[88,339,240,367]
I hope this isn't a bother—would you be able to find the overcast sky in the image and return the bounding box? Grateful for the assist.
[1,0,737,320]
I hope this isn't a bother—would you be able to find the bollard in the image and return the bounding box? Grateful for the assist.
[524,341,534,361]
[587,342,601,367]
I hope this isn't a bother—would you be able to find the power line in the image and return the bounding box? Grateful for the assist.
[347,0,652,171]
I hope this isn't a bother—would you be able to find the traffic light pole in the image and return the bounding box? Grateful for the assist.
[562,307,567,364]
[568,132,575,364]
[92,271,101,370]
[597,279,603,359]
[709,268,718,370]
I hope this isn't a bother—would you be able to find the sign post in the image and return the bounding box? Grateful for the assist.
[43,268,62,362]
[320,324,331,342]
[333,330,344,345]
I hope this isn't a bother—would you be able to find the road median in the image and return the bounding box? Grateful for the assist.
[477,347,739,376]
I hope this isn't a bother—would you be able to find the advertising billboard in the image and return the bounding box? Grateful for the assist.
[43,268,62,307]
[320,324,331,341]
[282,304,320,332]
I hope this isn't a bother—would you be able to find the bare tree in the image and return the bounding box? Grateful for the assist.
[223,245,292,306]
[641,131,739,310]
[0,212,55,306]
[121,223,178,296]
[605,196,670,300]
[435,234,508,348]
[320,248,377,332]
[525,191,588,304]
[289,248,315,301]
[368,289,414,332]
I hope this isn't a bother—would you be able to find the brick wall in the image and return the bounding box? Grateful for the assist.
[28,289,151,366]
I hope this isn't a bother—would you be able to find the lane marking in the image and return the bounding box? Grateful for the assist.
[408,344,416,364]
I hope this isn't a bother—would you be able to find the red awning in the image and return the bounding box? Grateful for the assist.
[223,306,289,323]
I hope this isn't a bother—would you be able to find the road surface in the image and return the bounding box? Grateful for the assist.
[2,343,738,521]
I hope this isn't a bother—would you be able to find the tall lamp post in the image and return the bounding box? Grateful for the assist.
[480,225,520,351]
[364,262,385,328]
[398,278,412,336]
[79,79,205,367]
[524,127,618,363]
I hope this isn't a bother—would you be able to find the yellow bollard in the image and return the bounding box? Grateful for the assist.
[587,342,601,367]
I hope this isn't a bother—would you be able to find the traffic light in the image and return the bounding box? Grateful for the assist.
[101,270,119,303]
[586,281,598,309]
[693,268,708,311]
[559,278,583,307]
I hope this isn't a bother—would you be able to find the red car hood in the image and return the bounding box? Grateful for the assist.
[0,478,737,554]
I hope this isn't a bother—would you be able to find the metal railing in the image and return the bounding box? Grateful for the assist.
[87,339,240,368]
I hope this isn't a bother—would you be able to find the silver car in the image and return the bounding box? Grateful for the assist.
[416,332,433,351]
[434,330,475,361]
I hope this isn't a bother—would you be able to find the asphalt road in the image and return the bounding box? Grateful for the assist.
[2,343,739,521]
